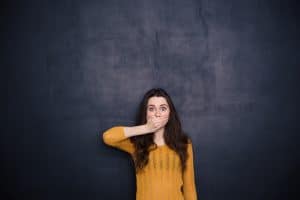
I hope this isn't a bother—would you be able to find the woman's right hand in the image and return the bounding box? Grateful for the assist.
[145,116,169,133]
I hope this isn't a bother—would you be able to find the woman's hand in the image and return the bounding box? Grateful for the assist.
[123,116,169,137]
[145,116,169,133]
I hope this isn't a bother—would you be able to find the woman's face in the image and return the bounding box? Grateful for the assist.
[146,96,170,123]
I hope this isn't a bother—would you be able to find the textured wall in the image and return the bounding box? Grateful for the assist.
[3,0,299,199]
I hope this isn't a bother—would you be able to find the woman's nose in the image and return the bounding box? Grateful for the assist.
[155,110,161,116]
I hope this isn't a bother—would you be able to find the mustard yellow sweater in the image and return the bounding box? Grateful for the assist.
[103,126,198,200]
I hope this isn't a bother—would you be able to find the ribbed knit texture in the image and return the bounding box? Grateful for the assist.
[103,126,198,200]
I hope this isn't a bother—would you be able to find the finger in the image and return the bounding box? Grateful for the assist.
[154,118,168,123]
[160,117,169,122]
[160,116,169,120]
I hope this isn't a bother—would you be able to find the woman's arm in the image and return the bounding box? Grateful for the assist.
[123,115,169,137]
[123,124,152,137]
[102,124,153,146]
[183,142,198,200]
[102,116,168,153]
[102,126,148,154]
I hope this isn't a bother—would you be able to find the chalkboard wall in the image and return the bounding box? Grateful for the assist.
[3,0,299,199]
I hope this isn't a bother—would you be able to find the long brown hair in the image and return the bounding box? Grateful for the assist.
[130,88,190,173]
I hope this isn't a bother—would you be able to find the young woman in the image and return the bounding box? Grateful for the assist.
[102,88,198,200]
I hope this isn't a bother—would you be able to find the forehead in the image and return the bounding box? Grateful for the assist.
[147,96,168,106]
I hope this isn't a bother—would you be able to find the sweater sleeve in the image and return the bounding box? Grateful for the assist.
[102,126,135,155]
[183,142,198,200]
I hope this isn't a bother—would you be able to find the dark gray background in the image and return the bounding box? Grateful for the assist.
[3,0,299,199]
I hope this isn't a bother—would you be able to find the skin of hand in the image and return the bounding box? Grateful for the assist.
[145,115,169,133]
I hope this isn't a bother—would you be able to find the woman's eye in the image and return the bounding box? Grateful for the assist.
[149,108,154,111]
[161,107,167,111]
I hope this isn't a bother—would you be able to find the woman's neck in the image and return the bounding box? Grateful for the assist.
[153,127,165,145]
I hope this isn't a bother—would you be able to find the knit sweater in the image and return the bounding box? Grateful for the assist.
[103,126,198,200]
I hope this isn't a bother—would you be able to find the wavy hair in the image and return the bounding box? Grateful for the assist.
[130,88,190,173]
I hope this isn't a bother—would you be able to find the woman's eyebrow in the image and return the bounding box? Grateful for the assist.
[147,104,169,107]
